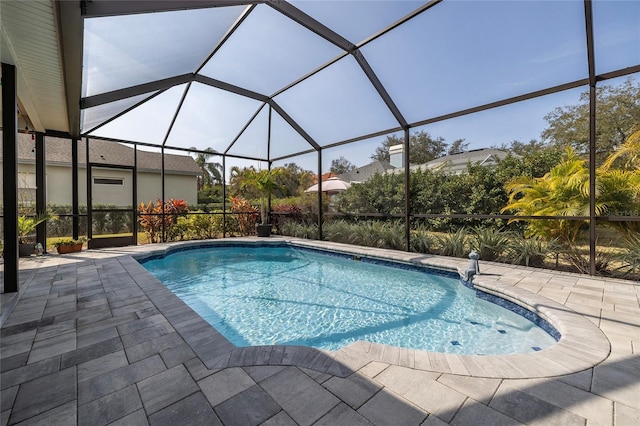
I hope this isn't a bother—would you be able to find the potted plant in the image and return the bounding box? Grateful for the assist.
[242,168,283,237]
[53,237,87,254]
[18,211,58,257]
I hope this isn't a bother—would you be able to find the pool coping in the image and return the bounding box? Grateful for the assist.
[123,237,611,379]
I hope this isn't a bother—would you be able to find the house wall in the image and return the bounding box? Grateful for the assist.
[89,167,134,206]
[137,172,198,205]
[0,164,198,208]
[0,163,38,206]
[46,164,75,205]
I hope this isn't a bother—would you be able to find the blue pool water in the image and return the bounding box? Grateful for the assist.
[141,245,557,354]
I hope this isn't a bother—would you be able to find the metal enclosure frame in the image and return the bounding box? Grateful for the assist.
[64,0,640,275]
[2,0,640,291]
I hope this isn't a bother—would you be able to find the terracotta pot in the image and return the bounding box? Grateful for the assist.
[56,243,83,254]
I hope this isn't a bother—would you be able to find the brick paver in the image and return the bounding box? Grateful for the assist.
[1,237,638,425]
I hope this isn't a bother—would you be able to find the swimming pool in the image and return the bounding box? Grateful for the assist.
[141,244,558,354]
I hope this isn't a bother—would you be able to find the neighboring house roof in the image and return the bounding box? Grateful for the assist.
[339,160,395,183]
[4,133,201,175]
[421,148,518,173]
[310,172,339,184]
[389,148,518,175]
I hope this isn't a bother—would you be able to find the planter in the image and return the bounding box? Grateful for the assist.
[19,243,34,258]
[88,236,132,249]
[56,243,83,254]
[256,224,272,237]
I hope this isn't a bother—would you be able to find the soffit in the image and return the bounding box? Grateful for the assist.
[1,0,69,133]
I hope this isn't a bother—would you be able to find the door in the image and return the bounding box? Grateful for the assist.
[87,164,137,249]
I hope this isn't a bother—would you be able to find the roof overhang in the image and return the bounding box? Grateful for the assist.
[1,0,83,137]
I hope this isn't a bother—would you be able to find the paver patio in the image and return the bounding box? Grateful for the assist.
[1,237,638,425]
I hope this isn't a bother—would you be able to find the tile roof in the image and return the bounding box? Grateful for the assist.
[310,172,339,185]
[3,133,201,175]
[422,148,518,168]
[339,160,395,183]
[388,148,520,175]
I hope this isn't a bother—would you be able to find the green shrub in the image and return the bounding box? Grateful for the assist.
[611,234,640,277]
[53,237,87,248]
[376,221,405,250]
[169,216,191,241]
[561,242,613,275]
[410,225,436,254]
[193,203,225,212]
[280,222,318,239]
[109,210,131,234]
[324,220,406,250]
[272,204,303,234]
[171,211,229,241]
[323,220,354,244]
[504,235,556,267]
[346,221,390,248]
[224,214,240,236]
[190,211,223,240]
[351,221,384,247]
[470,227,511,262]
[436,228,469,258]
[46,204,73,237]
[274,194,328,223]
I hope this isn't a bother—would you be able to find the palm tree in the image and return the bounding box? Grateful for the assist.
[602,129,640,170]
[240,167,284,224]
[190,147,223,190]
[502,148,591,244]
[228,165,246,196]
[601,129,640,233]
[503,145,640,242]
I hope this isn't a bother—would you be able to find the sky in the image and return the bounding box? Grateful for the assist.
[80,0,640,178]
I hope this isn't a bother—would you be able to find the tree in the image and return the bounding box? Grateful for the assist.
[541,78,640,156]
[337,172,405,215]
[502,139,548,157]
[447,139,469,155]
[371,131,447,165]
[330,156,356,175]
[502,149,592,244]
[230,166,258,199]
[337,164,514,231]
[197,186,223,205]
[229,163,313,199]
[190,147,223,190]
[240,168,284,224]
[278,163,315,196]
[495,140,564,179]
[601,129,640,231]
